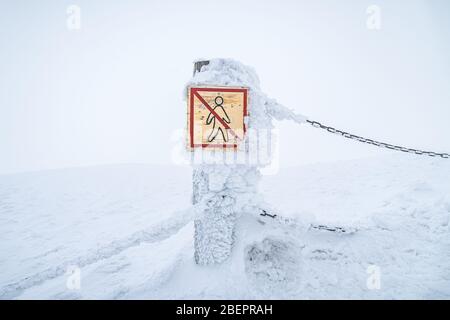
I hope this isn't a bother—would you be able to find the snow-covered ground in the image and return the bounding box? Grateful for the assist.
[0,155,449,299]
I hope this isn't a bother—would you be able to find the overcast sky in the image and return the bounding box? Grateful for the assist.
[1,0,449,174]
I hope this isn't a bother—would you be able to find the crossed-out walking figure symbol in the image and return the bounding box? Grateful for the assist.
[206,96,231,142]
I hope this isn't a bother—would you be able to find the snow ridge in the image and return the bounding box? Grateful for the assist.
[0,209,193,299]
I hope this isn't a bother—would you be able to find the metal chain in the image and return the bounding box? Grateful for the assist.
[306,120,449,159]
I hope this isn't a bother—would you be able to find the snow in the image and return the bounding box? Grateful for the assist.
[1,58,448,299]
[1,155,449,299]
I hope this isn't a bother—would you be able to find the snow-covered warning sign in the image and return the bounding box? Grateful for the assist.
[188,87,248,149]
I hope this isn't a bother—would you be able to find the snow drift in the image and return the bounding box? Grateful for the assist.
[0,155,449,299]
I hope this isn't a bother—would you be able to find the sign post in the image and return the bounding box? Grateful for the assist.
[189,60,253,265]
[186,58,309,267]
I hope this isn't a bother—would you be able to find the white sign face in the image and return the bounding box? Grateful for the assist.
[187,87,248,149]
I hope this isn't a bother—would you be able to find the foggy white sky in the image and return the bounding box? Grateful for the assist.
[1,0,449,174]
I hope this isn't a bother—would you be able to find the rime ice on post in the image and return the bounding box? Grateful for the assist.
[186,59,306,265]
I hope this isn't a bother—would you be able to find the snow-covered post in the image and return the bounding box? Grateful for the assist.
[186,59,305,265]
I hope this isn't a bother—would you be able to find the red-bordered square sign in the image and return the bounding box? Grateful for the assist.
[187,87,248,149]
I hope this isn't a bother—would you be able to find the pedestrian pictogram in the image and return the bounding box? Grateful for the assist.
[188,87,248,149]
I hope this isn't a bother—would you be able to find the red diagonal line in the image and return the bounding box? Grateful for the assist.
[192,90,241,141]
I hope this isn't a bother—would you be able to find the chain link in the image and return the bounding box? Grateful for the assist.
[306,120,449,159]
